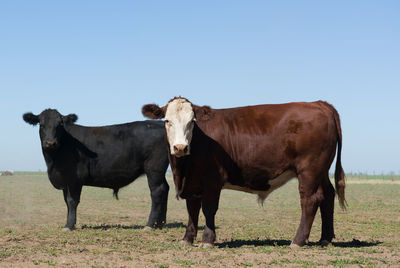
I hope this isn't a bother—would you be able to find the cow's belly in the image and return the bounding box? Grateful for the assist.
[222,170,297,203]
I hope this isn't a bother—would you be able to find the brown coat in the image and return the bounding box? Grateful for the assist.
[143,99,345,247]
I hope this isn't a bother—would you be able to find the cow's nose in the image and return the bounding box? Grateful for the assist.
[173,144,189,156]
[45,140,57,148]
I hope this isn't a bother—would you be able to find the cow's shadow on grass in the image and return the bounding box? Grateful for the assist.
[81,222,190,230]
[81,224,145,230]
[216,238,381,248]
[217,239,291,248]
[331,239,382,248]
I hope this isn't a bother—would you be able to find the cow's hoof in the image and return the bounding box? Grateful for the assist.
[198,242,214,249]
[289,243,302,249]
[320,240,331,247]
[154,221,166,229]
[142,226,153,232]
[179,240,193,247]
[62,227,73,232]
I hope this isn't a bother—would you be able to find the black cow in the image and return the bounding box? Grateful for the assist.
[23,109,169,231]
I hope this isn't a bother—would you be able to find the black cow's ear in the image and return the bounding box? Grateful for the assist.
[142,104,166,119]
[23,112,40,125]
[63,114,78,124]
[194,105,213,121]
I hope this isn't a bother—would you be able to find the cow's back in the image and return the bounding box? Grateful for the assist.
[195,101,338,181]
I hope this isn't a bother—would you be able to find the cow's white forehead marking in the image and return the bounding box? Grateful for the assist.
[165,99,194,121]
[164,99,195,156]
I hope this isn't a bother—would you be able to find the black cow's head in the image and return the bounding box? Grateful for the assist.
[23,109,78,151]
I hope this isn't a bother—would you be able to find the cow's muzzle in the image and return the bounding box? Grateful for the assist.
[44,140,58,150]
[173,144,189,157]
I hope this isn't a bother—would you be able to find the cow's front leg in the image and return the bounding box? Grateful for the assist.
[199,194,220,248]
[181,198,201,245]
[62,183,82,231]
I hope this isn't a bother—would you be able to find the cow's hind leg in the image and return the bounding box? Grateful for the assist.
[292,172,323,247]
[199,194,220,248]
[182,198,201,245]
[144,170,169,229]
[62,183,82,231]
[319,175,335,245]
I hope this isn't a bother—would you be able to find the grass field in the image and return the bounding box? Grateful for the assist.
[0,173,399,267]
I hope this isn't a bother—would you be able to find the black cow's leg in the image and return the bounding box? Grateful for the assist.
[182,198,201,245]
[145,170,169,228]
[62,184,82,231]
[200,195,220,248]
[319,175,335,245]
[292,172,322,247]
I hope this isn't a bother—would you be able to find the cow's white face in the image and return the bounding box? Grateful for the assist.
[165,98,195,157]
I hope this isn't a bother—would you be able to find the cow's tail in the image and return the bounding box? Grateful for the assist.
[113,188,119,200]
[331,104,347,210]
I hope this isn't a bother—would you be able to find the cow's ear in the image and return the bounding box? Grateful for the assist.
[194,105,213,121]
[142,104,166,119]
[63,114,78,124]
[23,112,40,125]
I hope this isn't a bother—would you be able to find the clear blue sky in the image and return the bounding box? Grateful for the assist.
[1,1,399,174]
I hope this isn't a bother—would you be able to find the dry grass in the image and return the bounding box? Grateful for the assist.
[0,173,399,267]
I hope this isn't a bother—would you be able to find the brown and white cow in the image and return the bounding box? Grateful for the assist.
[142,97,346,248]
